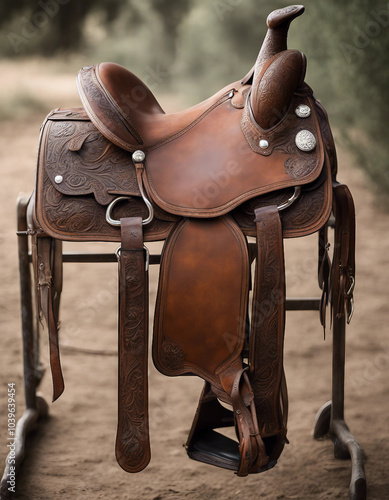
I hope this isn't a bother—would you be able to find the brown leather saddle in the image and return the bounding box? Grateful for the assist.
[30,5,355,477]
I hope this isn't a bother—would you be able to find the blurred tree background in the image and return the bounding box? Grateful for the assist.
[0,0,387,199]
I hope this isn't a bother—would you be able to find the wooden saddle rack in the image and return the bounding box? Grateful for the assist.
[2,5,366,500]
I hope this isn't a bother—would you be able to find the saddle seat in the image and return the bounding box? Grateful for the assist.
[77,62,242,151]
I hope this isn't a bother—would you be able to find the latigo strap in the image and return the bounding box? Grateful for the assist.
[116,217,150,472]
[36,237,64,402]
[331,184,356,325]
[250,205,288,462]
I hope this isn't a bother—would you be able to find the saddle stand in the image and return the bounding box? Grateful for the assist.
[2,5,366,500]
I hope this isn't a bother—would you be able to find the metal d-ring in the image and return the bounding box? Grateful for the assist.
[277,186,301,211]
[106,195,154,227]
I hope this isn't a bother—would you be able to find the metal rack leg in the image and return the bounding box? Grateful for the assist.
[1,195,49,499]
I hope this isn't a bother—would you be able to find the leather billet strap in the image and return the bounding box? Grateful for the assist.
[36,236,64,402]
[318,223,331,333]
[249,205,287,453]
[331,184,356,324]
[116,217,151,472]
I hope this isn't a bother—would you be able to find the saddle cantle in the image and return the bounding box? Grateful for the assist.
[31,4,348,478]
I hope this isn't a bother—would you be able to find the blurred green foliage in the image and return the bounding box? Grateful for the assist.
[1,0,388,199]
[0,0,122,55]
[292,0,389,201]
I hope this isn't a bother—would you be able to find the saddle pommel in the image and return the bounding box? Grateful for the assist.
[250,49,306,129]
[249,5,306,128]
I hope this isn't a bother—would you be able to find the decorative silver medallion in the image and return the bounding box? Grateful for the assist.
[259,139,269,149]
[295,104,311,118]
[295,130,316,151]
[132,150,146,162]
[54,175,63,184]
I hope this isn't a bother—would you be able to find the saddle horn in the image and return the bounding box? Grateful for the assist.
[249,5,306,129]
[255,5,305,71]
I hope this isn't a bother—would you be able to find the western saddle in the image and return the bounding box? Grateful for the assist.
[3,5,366,500]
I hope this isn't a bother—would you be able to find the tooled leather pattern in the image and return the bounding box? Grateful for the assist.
[241,94,319,180]
[314,100,337,178]
[79,66,142,144]
[160,338,185,370]
[117,254,148,468]
[251,53,297,129]
[232,182,326,238]
[45,118,140,205]
[250,210,285,437]
[39,169,174,241]
[49,108,90,121]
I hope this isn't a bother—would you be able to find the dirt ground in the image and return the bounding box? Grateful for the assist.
[0,61,388,500]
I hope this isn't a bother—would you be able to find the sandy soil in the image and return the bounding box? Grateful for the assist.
[0,62,388,500]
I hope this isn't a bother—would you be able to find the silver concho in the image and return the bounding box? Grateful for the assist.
[259,139,269,149]
[295,104,311,118]
[295,130,316,151]
[132,150,146,162]
[54,175,63,184]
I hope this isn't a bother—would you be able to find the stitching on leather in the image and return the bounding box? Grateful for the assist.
[148,90,235,151]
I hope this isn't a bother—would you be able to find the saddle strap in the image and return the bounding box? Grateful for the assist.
[116,217,150,472]
[249,205,287,455]
[318,223,331,333]
[229,368,268,476]
[331,184,356,324]
[36,236,64,402]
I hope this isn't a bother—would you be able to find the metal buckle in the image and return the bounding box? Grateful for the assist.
[346,275,355,297]
[346,275,355,324]
[347,297,355,324]
[16,229,36,236]
[144,245,150,272]
[115,245,149,271]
